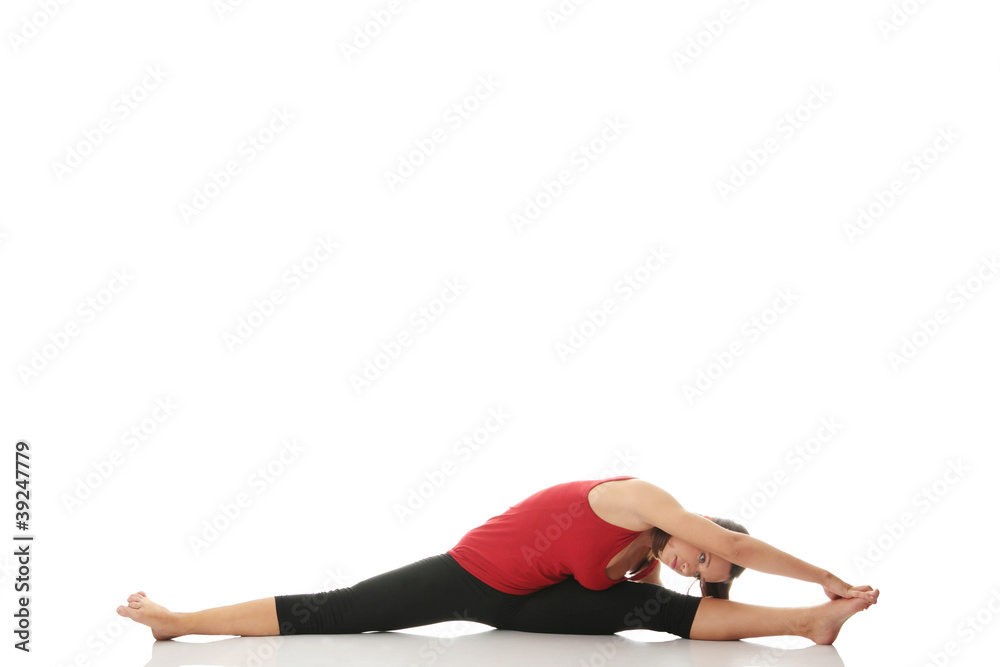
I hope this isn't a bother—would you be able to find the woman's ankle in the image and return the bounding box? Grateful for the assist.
[792,605,820,639]
[169,611,192,638]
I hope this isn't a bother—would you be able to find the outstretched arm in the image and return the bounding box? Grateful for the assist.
[721,533,878,604]
[627,480,878,603]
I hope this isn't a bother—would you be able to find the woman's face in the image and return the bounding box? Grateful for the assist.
[659,535,732,583]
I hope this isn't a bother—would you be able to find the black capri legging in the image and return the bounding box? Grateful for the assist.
[274,553,703,638]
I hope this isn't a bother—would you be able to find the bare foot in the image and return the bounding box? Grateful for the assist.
[116,591,183,641]
[805,597,872,645]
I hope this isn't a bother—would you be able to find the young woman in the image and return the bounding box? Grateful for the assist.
[117,477,878,644]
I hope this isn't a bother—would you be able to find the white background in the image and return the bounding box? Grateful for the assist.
[2,1,999,666]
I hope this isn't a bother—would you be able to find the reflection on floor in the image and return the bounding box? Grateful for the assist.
[138,627,845,667]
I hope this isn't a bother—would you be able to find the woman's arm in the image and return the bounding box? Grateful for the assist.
[732,534,877,601]
[628,480,877,602]
[727,532,828,584]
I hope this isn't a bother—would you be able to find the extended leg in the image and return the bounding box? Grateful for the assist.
[118,554,496,640]
[116,592,278,640]
[492,579,872,645]
[688,596,871,644]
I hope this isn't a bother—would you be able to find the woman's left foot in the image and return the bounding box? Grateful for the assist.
[116,591,183,640]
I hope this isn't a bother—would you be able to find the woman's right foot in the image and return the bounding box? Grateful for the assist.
[116,591,183,641]
[805,597,873,645]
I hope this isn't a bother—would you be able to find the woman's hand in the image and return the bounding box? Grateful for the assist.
[822,573,879,604]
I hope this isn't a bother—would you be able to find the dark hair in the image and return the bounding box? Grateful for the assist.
[649,516,749,600]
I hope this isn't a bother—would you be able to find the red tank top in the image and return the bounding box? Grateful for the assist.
[447,477,657,594]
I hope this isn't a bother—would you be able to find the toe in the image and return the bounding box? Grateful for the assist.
[128,594,142,603]
[129,600,141,609]
[138,591,147,598]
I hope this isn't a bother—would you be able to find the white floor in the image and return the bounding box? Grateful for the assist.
[135,628,847,667]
